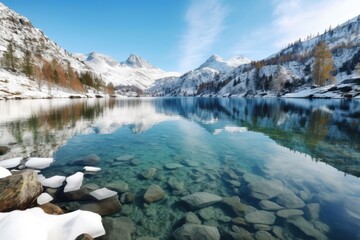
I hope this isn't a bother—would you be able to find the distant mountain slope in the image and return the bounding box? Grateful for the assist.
[148,15,360,98]
[74,52,179,90]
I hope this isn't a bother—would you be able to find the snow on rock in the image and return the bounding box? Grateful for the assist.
[0,207,105,239]
[0,166,11,178]
[89,188,118,201]
[37,193,53,205]
[38,175,66,188]
[84,166,101,172]
[0,157,22,168]
[64,172,84,193]
[25,157,54,169]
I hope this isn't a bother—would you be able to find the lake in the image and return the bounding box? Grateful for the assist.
[0,98,359,240]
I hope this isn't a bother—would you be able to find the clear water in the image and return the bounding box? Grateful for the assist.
[0,98,359,240]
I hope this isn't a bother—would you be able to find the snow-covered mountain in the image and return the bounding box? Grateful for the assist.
[73,52,179,90]
[148,15,360,98]
[148,54,250,96]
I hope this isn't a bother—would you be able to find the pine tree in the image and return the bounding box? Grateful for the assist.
[312,41,334,86]
[2,41,18,71]
[21,50,34,78]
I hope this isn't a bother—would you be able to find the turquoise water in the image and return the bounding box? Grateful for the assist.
[0,98,359,239]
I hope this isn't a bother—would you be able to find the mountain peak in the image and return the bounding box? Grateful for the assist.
[125,54,154,69]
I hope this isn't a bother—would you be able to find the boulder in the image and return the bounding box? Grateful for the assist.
[144,184,165,203]
[100,217,135,240]
[39,203,64,215]
[0,146,9,155]
[276,209,303,218]
[139,168,157,180]
[245,211,276,225]
[181,192,222,209]
[275,191,305,209]
[173,224,220,240]
[80,196,122,216]
[69,154,100,166]
[287,216,327,240]
[0,170,42,212]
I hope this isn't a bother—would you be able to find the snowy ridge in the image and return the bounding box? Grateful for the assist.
[74,52,180,90]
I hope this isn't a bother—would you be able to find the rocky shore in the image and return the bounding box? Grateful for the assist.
[0,150,342,240]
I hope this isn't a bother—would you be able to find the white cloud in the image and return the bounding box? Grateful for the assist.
[233,0,360,59]
[272,0,360,48]
[178,0,228,72]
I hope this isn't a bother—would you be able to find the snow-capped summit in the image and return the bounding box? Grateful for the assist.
[125,54,155,69]
[77,52,180,90]
[198,54,250,72]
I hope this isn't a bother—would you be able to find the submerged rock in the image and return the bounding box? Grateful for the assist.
[115,154,135,162]
[0,170,42,212]
[229,226,254,240]
[144,184,165,203]
[199,207,216,220]
[167,177,184,191]
[173,224,220,240]
[222,196,251,216]
[305,203,320,221]
[140,168,157,180]
[164,163,183,170]
[245,210,276,225]
[276,191,305,209]
[248,179,284,200]
[181,160,199,167]
[259,200,284,211]
[287,216,327,240]
[105,180,129,193]
[80,196,122,216]
[120,192,136,204]
[181,192,222,209]
[99,216,135,240]
[254,231,274,240]
[69,154,100,166]
[185,211,202,224]
[276,209,303,218]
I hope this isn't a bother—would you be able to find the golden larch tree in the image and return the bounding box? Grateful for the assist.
[312,41,334,86]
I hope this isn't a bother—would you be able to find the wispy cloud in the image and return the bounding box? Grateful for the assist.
[179,0,228,72]
[233,0,360,59]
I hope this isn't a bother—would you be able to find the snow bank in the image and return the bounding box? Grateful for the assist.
[64,172,84,193]
[38,175,66,188]
[0,157,22,168]
[83,166,101,172]
[0,166,11,178]
[89,188,117,200]
[25,157,54,169]
[37,193,53,205]
[0,208,105,240]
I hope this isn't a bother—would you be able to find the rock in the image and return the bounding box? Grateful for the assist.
[115,154,135,162]
[164,163,183,170]
[218,214,231,223]
[222,196,249,216]
[0,170,42,212]
[75,233,94,240]
[121,205,133,215]
[105,180,129,193]
[120,192,136,204]
[140,168,157,180]
[254,231,274,240]
[168,177,184,191]
[299,190,311,201]
[173,224,220,240]
[37,192,53,205]
[313,221,330,234]
[80,196,122,216]
[39,203,64,215]
[259,200,284,211]
[276,209,303,218]
[243,173,262,183]
[287,216,327,240]
[0,146,9,155]
[248,179,284,200]
[230,226,254,240]
[144,184,165,203]
[272,226,284,240]
[136,237,158,240]
[305,203,320,220]
[223,169,238,180]
[254,224,272,231]
[181,160,199,167]
[70,154,100,166]
[245,211,276,225]
[130,158,140,166]
[231,217,248,226]
[100,216,135,240]
[275,191,305,209]
[181,192,222,209]
[185,211,202,224]
[89,188,118,200]
[225,179,241,187]
[199,207,216,220]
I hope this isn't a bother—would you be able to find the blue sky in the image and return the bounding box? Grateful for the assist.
[2,0,359,73]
